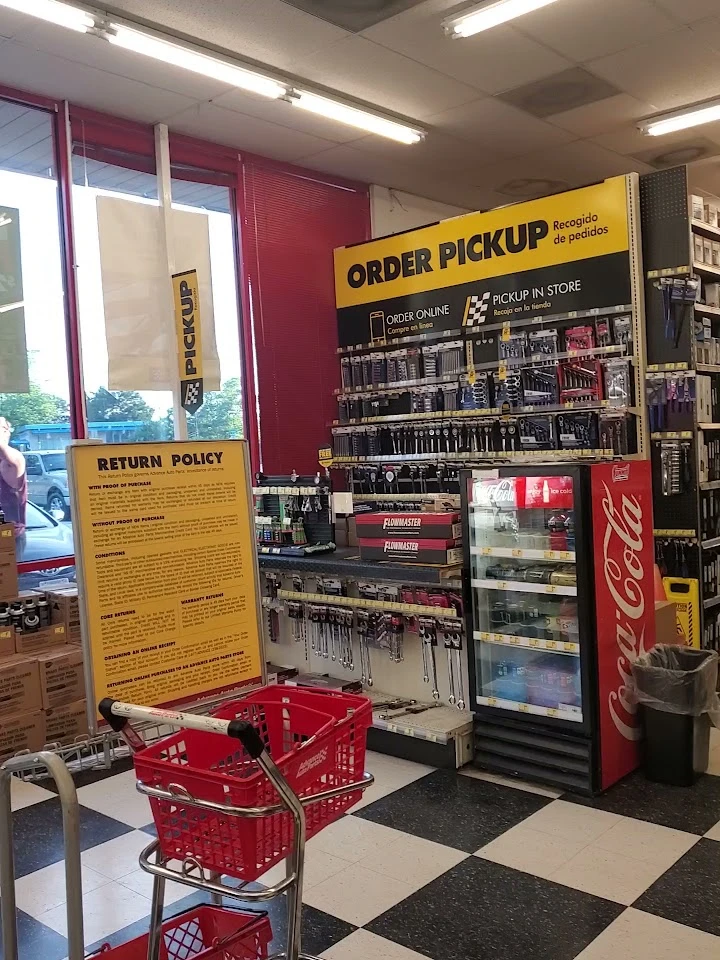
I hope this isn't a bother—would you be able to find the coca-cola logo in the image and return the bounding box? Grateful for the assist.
[601,481,646,742]
[612,463,630,482]
[475,478,516,507]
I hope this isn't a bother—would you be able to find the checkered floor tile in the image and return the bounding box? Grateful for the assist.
[5,733,720,960]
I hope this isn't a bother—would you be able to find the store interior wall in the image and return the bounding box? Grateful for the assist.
[370,185,469,238]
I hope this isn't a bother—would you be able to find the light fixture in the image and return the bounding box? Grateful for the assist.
[0,0,94,32]
[443,0,561,37]
[291,90,425,144]
[639,98,720,137]
[107,24,288,99]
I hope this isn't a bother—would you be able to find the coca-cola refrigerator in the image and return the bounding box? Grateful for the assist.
[461,461,655,795]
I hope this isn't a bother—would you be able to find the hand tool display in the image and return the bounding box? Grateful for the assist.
[655,537,697,579]
[254,473,334,555]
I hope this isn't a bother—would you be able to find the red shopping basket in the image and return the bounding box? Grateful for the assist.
[91,906,271,960]
[134,686,372,882]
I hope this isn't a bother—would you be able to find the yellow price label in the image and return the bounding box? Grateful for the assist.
[509,636,518,644]
[559,551,570,561]
[519,703,529,712]
[487,697,497,707]
[501,322,511,342]
[529,638,539,647]
[543,550,554,559]
[547,708,558,717]
[511,548,522,557]
[547,585,557,593]
[496,581,507,590]
[546,640,556,649]
[481,546,491,555]
[480,632,489,640]
[497,361,507,381]
[564,643,577,652]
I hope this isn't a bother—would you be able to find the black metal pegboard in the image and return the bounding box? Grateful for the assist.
[640,167,690,274]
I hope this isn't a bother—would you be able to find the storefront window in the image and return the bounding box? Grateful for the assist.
[171,178,243,441]
[0,98,74,570]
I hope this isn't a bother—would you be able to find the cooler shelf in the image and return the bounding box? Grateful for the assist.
[476,694,582,722]
[470,545,576,562]
[472,578,577,596]
[475,630,579,655]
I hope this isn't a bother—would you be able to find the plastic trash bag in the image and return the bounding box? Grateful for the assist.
[631,645,720,724]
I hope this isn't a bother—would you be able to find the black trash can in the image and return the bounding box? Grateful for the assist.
[631,646,718,786]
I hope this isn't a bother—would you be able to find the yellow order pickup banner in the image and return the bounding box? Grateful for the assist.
[334,176,630,309]
[172,268,204,415]
[69,441,264,729]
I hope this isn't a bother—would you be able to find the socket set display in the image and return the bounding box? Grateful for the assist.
[340,341,464,392]
[658,441,692,495]
[334,410,634,458]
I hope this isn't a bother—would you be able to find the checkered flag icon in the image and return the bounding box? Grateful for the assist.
[185,382,200,406]
[464,291,490,326]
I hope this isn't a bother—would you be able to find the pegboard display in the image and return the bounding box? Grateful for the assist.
[641,165,720,648]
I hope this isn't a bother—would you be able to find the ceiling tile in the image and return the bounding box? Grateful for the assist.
[688,161,720,198]
[653,0,720,24]
[211,89,365,143]
[427,97,576,161]
[473,141,652,195]
[281,0,425,31]
[594,122,720,158]
[292,34,480,118]
[346,129,486,175]
[588,29,720,111]
[498,67,621,118]
[516,0,678,62]
[163,102,338,161]
[16,22,232,100]
[689,16,720,54]
[632,136,720,169]
[0,9,42,40]
[109,0,349,73]
[362,0,571,95]
[0,40,194,123]
[297,142,482,207]
[548,94,658,138]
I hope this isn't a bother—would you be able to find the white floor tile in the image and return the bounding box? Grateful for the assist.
[459,766,562,798]
[15,861,109,919]
[551,844,671,905]
[593,817,697,867]
[303,862,415,926]
[521,799,621,846]
[81,830,154,880]
[704,819,720,841]
[349,752,434,812]
[476,825,587,880]
[573,907,720,959]
[259,848,351,891]
[117,868,196,905]
[10,777,55,811]
[41,880,151,942]
[321,928,429,960]
[77,769,151,827]
[357,831,467,887]
[309,815,408,864]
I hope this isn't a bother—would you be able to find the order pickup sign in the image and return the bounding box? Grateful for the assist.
[172,268,204,415]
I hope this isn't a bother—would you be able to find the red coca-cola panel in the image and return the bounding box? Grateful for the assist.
[591,460,655,790]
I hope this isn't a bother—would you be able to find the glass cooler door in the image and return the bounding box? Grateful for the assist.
[467,470,583,724]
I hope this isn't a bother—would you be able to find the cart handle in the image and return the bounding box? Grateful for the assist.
[98,698,266,759]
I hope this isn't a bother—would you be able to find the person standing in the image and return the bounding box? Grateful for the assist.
[0,417,27,543]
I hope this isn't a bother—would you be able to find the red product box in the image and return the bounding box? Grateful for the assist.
[355,512,461,540]
[358,537,463,565]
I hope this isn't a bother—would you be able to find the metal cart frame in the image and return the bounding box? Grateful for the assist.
[0,700,373,960]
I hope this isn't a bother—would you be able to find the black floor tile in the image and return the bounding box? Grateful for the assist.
[367,857,623,960]
[87,889,355,958]
[566,771,720,835]
[0,909,68,960]
[36,756,135,793]
[140,821,158,837]
[11,797,133,877]
[355,768,553,852]
[634,838,720,937]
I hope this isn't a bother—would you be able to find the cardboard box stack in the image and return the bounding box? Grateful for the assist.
[355,511,463,566]
[0,575,87,760]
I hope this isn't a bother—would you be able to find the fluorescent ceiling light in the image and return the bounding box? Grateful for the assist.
[0,0,94,31]
[443,0,561,37]
[108,24,288,99]
[639,99,720,137]
[291,91,425,144]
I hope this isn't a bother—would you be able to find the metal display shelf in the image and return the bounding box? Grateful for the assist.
[471,577,577,596]
[474,630,579,656]
[276,588,461,619]
[365,690,473,768]
[336,371,464,398]
[694,261,720,279]
[332,449,615,465]
[469,545,575,562]
[691,218,720,239]
[695,304,720,318]
[476,694,582,723]
[257,546,463,587]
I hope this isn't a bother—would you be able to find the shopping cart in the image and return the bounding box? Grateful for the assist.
[0,686,373,960]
